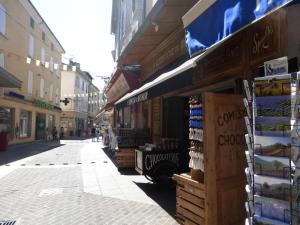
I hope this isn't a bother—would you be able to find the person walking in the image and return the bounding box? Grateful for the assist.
[95,127,100,142]
[60,127,64,140]
[91,127,96,142]
[52,126,58,141]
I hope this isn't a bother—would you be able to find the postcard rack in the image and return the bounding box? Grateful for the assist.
[243,73,300,225]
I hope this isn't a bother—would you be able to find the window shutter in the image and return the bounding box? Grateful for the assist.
[28,71,33,95]
[0,53,4,68]
[41,48,45,64]
[0,4,6,35]
[28,35,35,58]
[40,78,44,98]
[49,84,53,101]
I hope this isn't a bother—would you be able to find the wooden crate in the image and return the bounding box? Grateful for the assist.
[174,174,205,225]
[116,148,135,169]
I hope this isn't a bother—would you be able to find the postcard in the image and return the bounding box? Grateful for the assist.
[256,95,291,117]
[253,214,290,225]
[254,155,290,179]
[244,98,252,119]
[245,134,253,153]
[254,136,291,157]
[255,117,291,137]
[245,116,253,138]
[291,146,300,162]
[255,75,291,97]
[245,201,254,218]
[254,175,291,201]
[246,184,254,202]
[254,195,291,223]
[245,167,253,185]
[243,80,252,102]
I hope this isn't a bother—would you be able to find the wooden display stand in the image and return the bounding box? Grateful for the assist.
[174,174,205,225]
[174,93,247,225]
[116,148,135,169]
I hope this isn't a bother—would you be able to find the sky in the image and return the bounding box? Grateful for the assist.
[30,0,116,91]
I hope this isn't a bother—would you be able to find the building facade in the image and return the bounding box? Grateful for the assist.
[0,0,65,144]
[60,61,99,137]
[88,82,100,127]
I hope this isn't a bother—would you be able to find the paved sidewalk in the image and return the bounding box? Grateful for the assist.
[0,140,178,225]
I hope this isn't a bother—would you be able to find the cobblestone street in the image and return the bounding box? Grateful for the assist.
[0,140,177,225]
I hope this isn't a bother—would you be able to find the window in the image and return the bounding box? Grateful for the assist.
[40,47,45,64]
[132,0,136,12]
[28,34,35,58]
[27,71,33,95]
[50,57,54,72]
[82,81,85,91]
[75,76,80,88]
[0,53,4,68]
[42,31,45,41]
[0,4,6,35]
[49,84,53,101]
[40,78,44,98]
[30,17,34,29]
[55,63,60,77]
[51,43,54,51]
[19,110,32,138]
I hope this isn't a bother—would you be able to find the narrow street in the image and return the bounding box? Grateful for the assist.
[0,140,177,225]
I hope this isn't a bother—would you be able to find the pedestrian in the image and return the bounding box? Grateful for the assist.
[45,127,49,141]
[91,127,96,142]
[60,127,64,140]
[52,126,58,141]
[95,127,100,142]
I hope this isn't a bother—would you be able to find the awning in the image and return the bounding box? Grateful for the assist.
[115,53,203,110]
[183,0,299,56]
[0,67,22,88]
[105,70,139,104]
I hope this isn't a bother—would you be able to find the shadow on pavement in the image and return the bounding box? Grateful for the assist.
[0,141,64,166]
[102,146,176,218]
[102,146,139,175]
[134,180,176,219]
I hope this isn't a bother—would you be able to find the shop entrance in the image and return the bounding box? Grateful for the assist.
[36,113,46,140]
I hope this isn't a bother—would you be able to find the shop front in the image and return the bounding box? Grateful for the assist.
[169,1,300,225]
[0,95,61,144]
[115,2,300,224]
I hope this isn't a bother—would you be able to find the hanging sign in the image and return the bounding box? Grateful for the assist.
[264,57,288,76]
[127,91,148,106]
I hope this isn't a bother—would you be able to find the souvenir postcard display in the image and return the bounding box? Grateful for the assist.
[243,73,300,225]
[188,96,204,174]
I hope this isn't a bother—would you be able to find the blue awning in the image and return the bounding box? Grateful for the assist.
[184,0,299,56]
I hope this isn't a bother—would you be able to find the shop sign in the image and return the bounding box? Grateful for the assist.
[127,92,148,106]
[144,152,179,171]
[8,91,25,100]
[264,57,288,76]
[32,99,53,110]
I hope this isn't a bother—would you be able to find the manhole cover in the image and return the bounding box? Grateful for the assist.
[0,220,16,225]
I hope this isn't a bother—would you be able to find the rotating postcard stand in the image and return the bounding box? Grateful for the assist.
[291,72,300,225]
[243,74,299,225]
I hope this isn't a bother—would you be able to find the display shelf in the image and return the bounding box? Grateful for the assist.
[243,74,300,225]
[175,92,246,225]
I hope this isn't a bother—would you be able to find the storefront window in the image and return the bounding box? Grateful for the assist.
[0,107,14,138]
[19,110,32,138]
